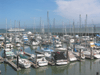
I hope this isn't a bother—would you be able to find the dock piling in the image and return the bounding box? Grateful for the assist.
[67,43,69,62]
[36,53,37,67]
[96,72,99,75]
[17,55,19,68]
[79,49,81,61]
[4,50,6,58]
[90,48,93,59]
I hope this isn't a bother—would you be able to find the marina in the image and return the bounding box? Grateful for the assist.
[1,0,100,74]
[0,28,100,75]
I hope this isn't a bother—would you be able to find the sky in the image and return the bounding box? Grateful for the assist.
[0,0,100,28]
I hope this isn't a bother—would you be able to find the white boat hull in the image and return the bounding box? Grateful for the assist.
[56,62,67,65]
[38,62,48,67]
[94,55,100,59]
[18,59,31,68]
[69,58,77,61]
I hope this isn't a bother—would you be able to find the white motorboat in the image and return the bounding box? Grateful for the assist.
[0,35,4,41]
[2,51,15,59]
[32,41,39,46]
[18,58,31,68]
[51,52,68,65]
[93,50,100,59]
[73,52,85,60]
[73,48,85,60]
[5,41,13,48]
[3,48,12,52]
[68,51,77,62]
[54,44,62,48]
[16,51,24,55]
[54,47,67,51]
[94,54,100,59]
[16,43,21,47]
[31,54,48,67]
[8,28,25,32]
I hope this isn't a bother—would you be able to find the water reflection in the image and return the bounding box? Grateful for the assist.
[19,68,31,75]
[1,44,100,75]
[68,62,76,69]
[51,65,68,74]
[4,64,7,72]
[36,66,48,73]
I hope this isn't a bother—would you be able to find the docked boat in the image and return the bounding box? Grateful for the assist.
[16,42,21,47]
[31,54,48,67]
[0,35,4,41]
[2,51,15,59]
[5,40,13,48]
[54,43,62,48]
[32,41,39,46]
[73,49,85,60]
[68,51,77,62]
[50,52,68,65]
[41,47,54,52]
[8,28,25,32]
[93,50,100,59]
[3,48,12,52]
[17,58,31,68]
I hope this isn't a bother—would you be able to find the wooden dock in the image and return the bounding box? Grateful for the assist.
[24,52,31,56]
[48,61,55,66]
[0,56,4,63]
[6,59,21,71]
[68,51,77,61]
[85,56,94,59]
[30,62,39,68]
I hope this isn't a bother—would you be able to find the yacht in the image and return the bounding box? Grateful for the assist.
[16,42,21,47]
[0,35,4,41]
[73,49,85,60]
[68,51,77,62]
[50,52,68,65]
[31,54,48,67]
[2,51,15,59]
[18,58,31,68]
[8,28,25,32]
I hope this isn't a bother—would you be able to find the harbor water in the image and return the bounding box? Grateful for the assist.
[0,28,100,75]
[0,44,100,75]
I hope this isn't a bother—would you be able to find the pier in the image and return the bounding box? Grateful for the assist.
[31,62,39,68]
[24,52,31,56]
[24,52,39,68]
[0,56,4,63]
[6,59,21,71]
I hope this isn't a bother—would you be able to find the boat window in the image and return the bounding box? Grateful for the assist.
[37,57,42,59]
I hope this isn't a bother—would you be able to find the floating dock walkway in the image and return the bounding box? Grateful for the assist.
[6,59,21,71]
[0,56,4,63]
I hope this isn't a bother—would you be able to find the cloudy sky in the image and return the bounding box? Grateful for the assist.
[55,0,100,25]
[0,0,100,28]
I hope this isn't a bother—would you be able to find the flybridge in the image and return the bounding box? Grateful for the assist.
[8,28,25,32]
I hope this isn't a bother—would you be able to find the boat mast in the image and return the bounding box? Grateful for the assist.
[53,18,55,34]
[40,17,42,34]
[34,18,35,33]
[73,20,75,52]
[47,11,49,33]
[6,18,7,39]
[69,21,71,35]
[79,14,81,37]
[19,21,20,34]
